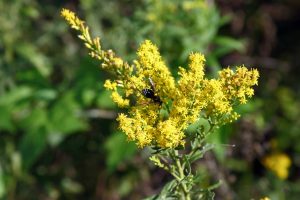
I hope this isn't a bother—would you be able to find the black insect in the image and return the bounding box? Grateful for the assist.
[141,78,162,105]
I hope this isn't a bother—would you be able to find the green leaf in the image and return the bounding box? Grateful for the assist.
[0,165,5,198]
[18,106,48,132]
[34,89,57,101]
[183,155,191,175]
[189,150,203,164]
[213,36,245,56]
[200,190,215,200]
[48,92,87,135]
[189,143,214,163]
[185,118,210,136]
[0,86,33,105]
[207,125,233,162]
[81,89,96,106]
[206,180,222,190]
[96,90,116,109]
[19,128,47,170]
[142,195,159,200]
[0,105,14,131]
[154,179,178,200]
[16,107,48,170]
[16,43,52,77]
[104,132,137,172]
[0,86,36,132]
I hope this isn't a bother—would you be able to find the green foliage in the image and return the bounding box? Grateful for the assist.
[132,0,244,75]
[0,0,105,198]
[104,132,137,172]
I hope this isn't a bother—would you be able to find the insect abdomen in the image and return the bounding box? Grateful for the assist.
[141,89,162,105]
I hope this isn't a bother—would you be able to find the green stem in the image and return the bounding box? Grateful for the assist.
[171,150,191,200]
[189,123,216,159]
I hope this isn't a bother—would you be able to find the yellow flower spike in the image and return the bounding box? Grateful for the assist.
[262,152,291,180]
[136,40,176,100]
[219,66,259,105]
[61,9,132,79]
[170,52,206,129]
[61,8,84,30]
[111,91,129,108]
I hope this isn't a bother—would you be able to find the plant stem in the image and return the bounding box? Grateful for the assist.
[171,150,191,200]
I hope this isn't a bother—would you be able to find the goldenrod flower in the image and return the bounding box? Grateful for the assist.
[156,119,185,148]
[136,40,176,101]
[262,152,291,180]
[61,8,84,30]
[104,80,117,90]
[182,0,207,11]
[219,66,259,104]
[61,9,259,149]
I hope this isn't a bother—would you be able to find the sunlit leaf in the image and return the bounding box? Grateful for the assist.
[104,132,137,172]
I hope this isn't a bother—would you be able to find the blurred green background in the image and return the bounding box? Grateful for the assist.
[1,0,300,199]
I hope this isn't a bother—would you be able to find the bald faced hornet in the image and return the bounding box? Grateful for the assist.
[141,78,162,105]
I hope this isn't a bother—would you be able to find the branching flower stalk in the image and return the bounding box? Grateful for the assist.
[61,8,259,199]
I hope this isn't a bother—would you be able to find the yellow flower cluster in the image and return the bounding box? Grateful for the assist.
[61,9,259,148]
[260,197,271,200]
[262,152,291,180]
[219,67,259,104]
